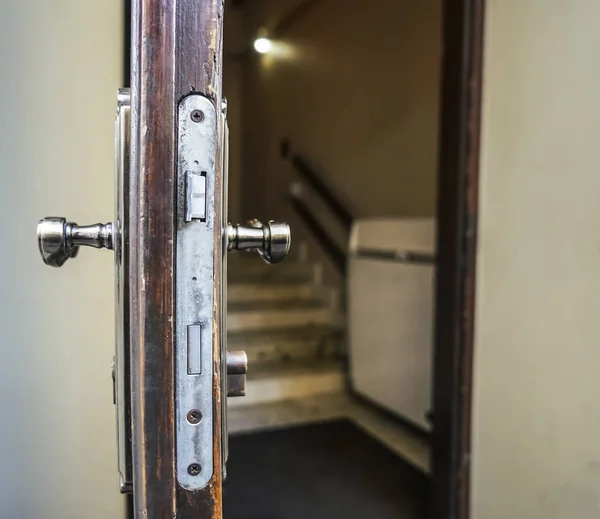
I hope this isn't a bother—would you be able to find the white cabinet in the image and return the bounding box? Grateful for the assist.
[348,218,436,431]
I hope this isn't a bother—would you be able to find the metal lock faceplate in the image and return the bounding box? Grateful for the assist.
[113,91,222,493]
[113,91,229,493]
[176,94,218,490]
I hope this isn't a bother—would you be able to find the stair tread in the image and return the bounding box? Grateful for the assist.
[228,299,328,312]
[248,359,344,379]
[228,279,311,287]
[227,253,282,264]
[228,253,304,264]
[228,260,309,270]
[228,272,313,283]
[228,324,342,342]
[228,262,315,282]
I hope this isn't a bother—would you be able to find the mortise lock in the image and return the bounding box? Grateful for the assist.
[38,217,291,267]
[227,219,291,264]
[37,91,293,495]
[37,217,114,267]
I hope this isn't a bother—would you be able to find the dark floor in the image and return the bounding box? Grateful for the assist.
[223,419,429,519]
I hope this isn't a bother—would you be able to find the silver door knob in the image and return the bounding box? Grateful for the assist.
[226,219,291,264]
[37,217,114,267]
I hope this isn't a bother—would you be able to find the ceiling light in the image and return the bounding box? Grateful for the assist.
[253,37,272,54]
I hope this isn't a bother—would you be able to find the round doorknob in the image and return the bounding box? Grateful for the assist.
[226,219,291,264]
[37,217,114,267]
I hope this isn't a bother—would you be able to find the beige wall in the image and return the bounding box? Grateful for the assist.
[0,2,124,518]
[472,1,600,518]
[241,0,442,223]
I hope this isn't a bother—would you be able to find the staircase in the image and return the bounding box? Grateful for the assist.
[225,252,431,475]
[227,253,346,409]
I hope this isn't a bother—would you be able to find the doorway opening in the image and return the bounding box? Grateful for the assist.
[120,0,483,516]
[221,1,482,518]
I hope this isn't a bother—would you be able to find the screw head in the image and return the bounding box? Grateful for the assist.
[188,463,201,476]
[187,409,202,425]
[191,109,204,123]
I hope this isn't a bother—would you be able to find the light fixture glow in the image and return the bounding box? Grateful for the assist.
[253,37,273,54]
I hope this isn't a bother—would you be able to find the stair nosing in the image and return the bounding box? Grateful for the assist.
[228,299,330,312]
[227,324,343,338]
[247,360,345,379]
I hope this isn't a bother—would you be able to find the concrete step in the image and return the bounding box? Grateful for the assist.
[227,360,346,409]
[227,281,314,304]
[228,325,344,364]
[227,261,319,285]
[227,300,343,333]
[227,251,305,266]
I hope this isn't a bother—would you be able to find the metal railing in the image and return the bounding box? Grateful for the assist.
[352,248,436,265]
[284,142,351,273]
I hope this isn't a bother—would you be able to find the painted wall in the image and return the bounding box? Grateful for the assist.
[241,0,442,222]
[471,1,600,518]
[0,2,125,518]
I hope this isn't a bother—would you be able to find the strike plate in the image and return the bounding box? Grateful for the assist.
[176,94,217,490]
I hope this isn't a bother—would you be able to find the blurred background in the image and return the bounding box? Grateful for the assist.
[222,2,439,518]
[4,2,600,519]
[0,1,440,518]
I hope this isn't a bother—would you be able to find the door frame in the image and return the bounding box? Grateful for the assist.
[122,0,487,517]
[431,0,485,518]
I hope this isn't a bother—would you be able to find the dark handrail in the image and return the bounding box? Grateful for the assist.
[289,196,347,274]
[352,248,436,265]
[289,154,354,232]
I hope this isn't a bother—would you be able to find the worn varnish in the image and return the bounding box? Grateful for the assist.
[129,0,225,518]
[130,0,177,517]
[175,3,225,518]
